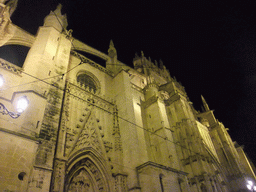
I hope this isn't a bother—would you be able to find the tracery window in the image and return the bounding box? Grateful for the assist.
[77,73,97,93]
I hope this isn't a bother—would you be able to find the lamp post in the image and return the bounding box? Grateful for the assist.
[0,75,29,118]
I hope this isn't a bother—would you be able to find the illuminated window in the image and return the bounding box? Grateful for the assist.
[77,73,97,93]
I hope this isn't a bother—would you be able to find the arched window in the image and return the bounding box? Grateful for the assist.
[77,73,97,93]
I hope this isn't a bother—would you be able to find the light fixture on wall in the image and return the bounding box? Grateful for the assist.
[0,75,29,118]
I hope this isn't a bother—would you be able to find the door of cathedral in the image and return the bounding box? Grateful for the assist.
[66,157,110,192]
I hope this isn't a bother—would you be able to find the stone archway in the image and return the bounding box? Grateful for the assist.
[66,157,111,192]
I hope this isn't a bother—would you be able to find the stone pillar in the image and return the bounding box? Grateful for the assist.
[51,159,66,192]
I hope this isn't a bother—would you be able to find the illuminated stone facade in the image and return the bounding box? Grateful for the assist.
[0,3,255,192]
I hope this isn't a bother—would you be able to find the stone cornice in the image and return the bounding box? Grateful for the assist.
[136,161,188,175]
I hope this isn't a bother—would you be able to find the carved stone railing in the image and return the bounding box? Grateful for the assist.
[0,58,23,75]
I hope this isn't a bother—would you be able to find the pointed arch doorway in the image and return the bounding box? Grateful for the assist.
[65,151,112,192]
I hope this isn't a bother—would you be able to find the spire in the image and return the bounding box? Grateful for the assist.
[106,40,119,74]
[201,95,210,112]
[108,39,117,58]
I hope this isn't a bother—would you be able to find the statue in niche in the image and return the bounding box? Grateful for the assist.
[68,169,93,192]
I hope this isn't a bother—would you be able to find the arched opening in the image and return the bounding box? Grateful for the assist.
[66,153,111,192]
[0,45,30,67]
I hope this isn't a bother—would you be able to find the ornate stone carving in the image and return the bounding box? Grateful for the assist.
[113,173,128,192]
[73,116,102,154]
[0,58,23,75]
[67,158,107,192]
[159,90,170,100]
[103,140,113,153]
[113,106,122,152]
[68,170,92,192]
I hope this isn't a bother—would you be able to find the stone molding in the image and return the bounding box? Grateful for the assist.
[0,126,39,142]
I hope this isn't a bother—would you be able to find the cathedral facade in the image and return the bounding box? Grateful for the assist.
[0,3,255,192]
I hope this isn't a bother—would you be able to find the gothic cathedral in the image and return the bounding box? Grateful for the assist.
[0,3,255,192]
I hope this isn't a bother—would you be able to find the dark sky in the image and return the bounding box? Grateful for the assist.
[11,0,256,164]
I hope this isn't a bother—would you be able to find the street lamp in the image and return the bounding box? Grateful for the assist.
[0,75,29,118]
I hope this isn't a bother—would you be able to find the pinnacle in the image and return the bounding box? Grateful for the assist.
[109,39,114,47]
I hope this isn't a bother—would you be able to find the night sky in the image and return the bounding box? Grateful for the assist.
[10,0,256,165]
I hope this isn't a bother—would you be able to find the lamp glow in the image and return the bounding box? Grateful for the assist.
[0,74,4,87]
[247,184,252,190]
[0,75,28,118]
[16,96,29,114]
